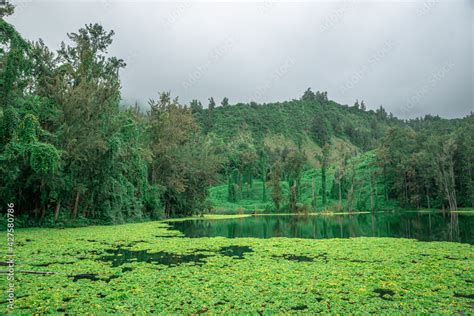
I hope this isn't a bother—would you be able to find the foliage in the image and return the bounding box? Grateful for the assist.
[0,20,219,225]
[7,219,473,313]
[147,92,221,217]
[201,95,472,213]
[0,17,472,226]
[377,116,473,211]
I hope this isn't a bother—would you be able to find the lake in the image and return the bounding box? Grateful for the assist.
[169,212,474,244]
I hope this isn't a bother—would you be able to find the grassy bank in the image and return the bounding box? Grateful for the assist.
[2,218,473,314]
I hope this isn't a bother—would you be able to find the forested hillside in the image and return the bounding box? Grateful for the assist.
[193,90,403,150]
[0,16,472,227]
[195,91,473,214]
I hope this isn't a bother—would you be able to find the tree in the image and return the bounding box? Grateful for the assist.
[208,97,216,110]
[376,105,388,120]
[0,18,32,107]
[301,88,328,103]
[269,161,282,211]
[429,136,458,211]
[311,175,317,211]
[301,88,316,102]
[378,127,417,207]
[0,113,61,219]
[148,92,220,217]
[203,97,216,133]
[353,99,360,110]
[453,118,474,208]
[311,115,331,147]
[53,23,126,219]
[226,131,257,198]
[315,91,328,103]
[227,168,241,203]
[345,160,357,212]
[317,144,330,207]
[221,97,229,107]
[190,99,203,114]
[284,150,307,212]
[258,147,268,202]
[334,143,352,210]
[0,2,15,17]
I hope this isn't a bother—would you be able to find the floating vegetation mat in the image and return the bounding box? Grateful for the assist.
[1,220,473,314]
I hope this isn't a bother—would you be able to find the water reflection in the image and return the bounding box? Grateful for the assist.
[169,212,473,244]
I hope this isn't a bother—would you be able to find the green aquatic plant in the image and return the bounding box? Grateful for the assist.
[3,219,472,314]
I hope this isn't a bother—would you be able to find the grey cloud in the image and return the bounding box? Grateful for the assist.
[6,0,473,118]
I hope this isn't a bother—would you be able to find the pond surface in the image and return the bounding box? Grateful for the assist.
[169,212,474,244]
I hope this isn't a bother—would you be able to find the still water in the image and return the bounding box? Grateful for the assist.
[169,212,474,244]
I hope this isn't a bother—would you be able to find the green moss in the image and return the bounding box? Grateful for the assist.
[3,220,473,314]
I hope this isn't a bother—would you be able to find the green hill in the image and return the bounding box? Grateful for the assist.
[193,91,473,213]
[195,95,402,151]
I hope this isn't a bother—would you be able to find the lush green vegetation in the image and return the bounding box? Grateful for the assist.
[1,6,473,314]
[0,17,220,227]
[3,219,473,314]
[0,10,473,228]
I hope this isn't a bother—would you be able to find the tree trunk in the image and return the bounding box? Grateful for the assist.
[369,176,374,212]
[290,182,297,212]
[374,178,379,210]
[347,183,354,213]
[165,199,172,218]
[426,186,431,209]
[383,167,388,201]
[151,166,157,184]
[469,162,474,207]
[40,179,46,219]
[54,201,61,221]
[72,191,80,219]
[338,180,342,209]
[449,160,458,211]
[404,172,408,207]
[442,170,455,212]
[321,167,327,206]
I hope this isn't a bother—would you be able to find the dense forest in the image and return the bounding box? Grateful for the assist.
[0,15,473,227]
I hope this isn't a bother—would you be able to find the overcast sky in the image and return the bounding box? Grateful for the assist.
[6,0,474,118]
